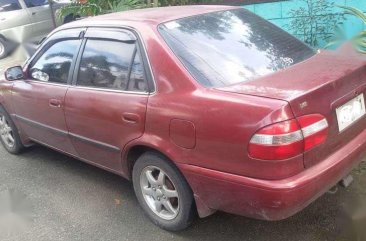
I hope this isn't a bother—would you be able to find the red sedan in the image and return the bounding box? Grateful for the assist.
[1,5,365,231]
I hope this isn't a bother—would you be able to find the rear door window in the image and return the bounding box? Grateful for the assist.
[0,0,21,12]
[159,8,315,87]
[76,39,147,92]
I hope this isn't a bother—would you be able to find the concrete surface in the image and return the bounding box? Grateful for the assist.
[0,143,365,241]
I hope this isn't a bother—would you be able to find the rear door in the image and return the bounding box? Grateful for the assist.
[23,0,54,41]
[64,28,149,171]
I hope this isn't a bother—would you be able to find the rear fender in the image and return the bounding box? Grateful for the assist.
[122,133,185,179]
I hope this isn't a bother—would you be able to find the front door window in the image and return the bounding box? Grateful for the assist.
[29,39,80,84]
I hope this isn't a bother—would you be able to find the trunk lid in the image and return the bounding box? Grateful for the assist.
[217,50,366,167]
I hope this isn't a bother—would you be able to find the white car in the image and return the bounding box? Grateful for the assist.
[0,0,75,59]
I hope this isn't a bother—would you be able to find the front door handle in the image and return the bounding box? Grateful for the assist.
[49,99,62,108]
[122,112,140,124]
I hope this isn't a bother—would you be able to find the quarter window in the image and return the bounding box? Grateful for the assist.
[128,50,146,92]
[77,39,146,92]
[0,0,21,12]
[29,39,80,84]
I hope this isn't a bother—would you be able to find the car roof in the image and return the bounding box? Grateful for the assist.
[62,5,239,28]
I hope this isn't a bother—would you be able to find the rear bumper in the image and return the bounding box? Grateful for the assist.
[179,128,366,220]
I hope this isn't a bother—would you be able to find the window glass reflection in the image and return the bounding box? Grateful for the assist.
[30,39,80,84]
[128,51,146,92]
[77,39,135,90]
[0,0,21,12]
[24,0,48,8]
[159,9,315,87]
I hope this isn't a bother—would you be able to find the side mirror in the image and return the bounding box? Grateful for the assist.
[5,66,24,81]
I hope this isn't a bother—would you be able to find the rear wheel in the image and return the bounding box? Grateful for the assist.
[132,152,196,231]
[0,38,9,60]
[0,106,24,154]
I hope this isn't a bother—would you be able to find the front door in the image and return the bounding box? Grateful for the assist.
[64,28,149,171]
[11,37,82,155]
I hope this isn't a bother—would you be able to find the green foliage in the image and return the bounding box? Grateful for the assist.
[336,6,366,53]
[58,0,146,19]
[107,0,147,13]
[58,0,217,19]
[157,0,216,6]
[286,0,344,47]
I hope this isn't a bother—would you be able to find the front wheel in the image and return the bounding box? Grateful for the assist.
[132,152,196,231]
[0,106,24,154]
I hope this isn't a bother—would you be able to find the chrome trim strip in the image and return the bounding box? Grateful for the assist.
[250,130,303,145]
[28,137,124,177]
[23,80,69,88]
[69,132,121,153]
[302,119,328,138]
[14,114,121,153]
[13,114,68,137]
[69,85,149,96]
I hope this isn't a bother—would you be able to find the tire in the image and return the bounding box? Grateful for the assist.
[0,106,24,154]
[132,152,196,231]
[0,38,9,60]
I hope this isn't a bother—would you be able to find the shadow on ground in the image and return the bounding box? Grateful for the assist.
[0,144,365,241]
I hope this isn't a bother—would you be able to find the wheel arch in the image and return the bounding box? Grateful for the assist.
[124,144,177,180]
[124,143,214,218]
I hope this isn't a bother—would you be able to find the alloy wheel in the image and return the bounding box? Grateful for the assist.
[140,166,180,220]
[0,114,15,149]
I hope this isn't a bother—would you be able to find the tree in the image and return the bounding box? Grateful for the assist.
[334,6,366,53]
[58,0,217,19]
[59,0,146,18]
[286,0,344,47]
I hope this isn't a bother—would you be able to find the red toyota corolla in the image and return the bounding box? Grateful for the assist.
[0,5,365,231]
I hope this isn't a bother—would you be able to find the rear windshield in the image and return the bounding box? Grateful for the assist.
[159,8,315,87]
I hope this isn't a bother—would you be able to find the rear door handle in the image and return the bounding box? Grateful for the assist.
[32,12,36,15]
[0,17,6,21]
[49,99,62,108]
[122,112,140,124]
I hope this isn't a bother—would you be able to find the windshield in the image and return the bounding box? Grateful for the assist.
[159,8,315,87]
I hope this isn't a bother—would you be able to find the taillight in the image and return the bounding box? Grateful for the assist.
[297,114,328,151]
[249,114,328,160]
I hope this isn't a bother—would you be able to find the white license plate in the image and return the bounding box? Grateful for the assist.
[336,94,366,132]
